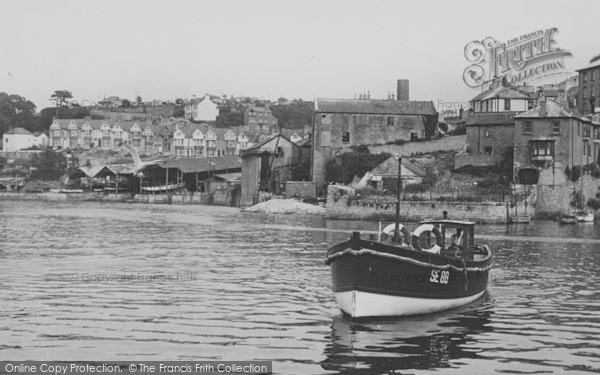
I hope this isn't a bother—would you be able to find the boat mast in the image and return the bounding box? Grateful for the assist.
[393,155,403,243]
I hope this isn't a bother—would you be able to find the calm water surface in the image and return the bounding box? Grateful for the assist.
[0,201,599,374]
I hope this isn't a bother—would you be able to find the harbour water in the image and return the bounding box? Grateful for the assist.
[1,201,599,374]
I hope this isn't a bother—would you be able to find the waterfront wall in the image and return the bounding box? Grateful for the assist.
[0,192,131,202]
[285,181,316,198]
[0,190,240,206]
[132,190,239,206]
[326,185,529,223]
[535,172,600,218]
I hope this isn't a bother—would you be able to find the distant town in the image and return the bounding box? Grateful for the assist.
[1,55,600,222]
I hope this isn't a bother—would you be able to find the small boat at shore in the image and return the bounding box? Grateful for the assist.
[576,211,594,222]
[325,220,492,319]
[559,214,577,225]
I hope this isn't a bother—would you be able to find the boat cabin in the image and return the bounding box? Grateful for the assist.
[419,219,476,256]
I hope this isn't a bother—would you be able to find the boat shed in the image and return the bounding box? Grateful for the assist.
[71,164,137,193]
[240,135,301,206]
[137,155,242,193]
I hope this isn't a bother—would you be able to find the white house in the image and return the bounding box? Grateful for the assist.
[185,94,219,122]
[3,127,38,152]
[33,132,49,148]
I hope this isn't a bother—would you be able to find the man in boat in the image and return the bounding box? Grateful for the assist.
[449,228,464,250]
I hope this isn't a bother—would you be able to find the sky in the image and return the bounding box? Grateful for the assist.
[1,0,598,111]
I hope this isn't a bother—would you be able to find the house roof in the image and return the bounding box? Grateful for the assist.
[151,155,242,174]
[296,138,311,147]
[480,86,530,101]
[315,98,437,116]
[242,134,297,154]
[370,156,426,178]
[514,100,588,120]
[4,127,33,135]
[576,60,600,72]
[465,112,516,126]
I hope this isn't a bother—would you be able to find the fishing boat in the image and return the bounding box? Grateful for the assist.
[325,220,492,319]
[325,155,492,319]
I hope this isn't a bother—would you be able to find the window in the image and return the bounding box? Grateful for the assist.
[352,115,357,125]
[4,138,7,143]
[342,132,350,143]
[484,128,491,137]
[552,120,560,133]
[584,124,590,137]
[524,121,532,134]
[484,146,492,155]
[504,99,510,110]
[321,114,330,124]
[533,141,553,157]
[584,89,587,99]
[593,70,597,80]
[583,140,588,156]
[387,116,394,125]
[583,72,588,83]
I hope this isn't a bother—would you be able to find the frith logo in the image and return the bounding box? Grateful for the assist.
[463,28,572,88]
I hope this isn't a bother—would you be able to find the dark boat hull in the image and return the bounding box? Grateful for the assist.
[326,236,491,318]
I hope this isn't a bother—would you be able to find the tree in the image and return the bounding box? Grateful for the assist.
[0,92,38,135]
[136,95,142,105]
[30,149,68,180]
[121,99,131,108]
[50,90,73,107]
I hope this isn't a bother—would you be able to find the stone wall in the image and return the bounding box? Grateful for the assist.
[369,135,466,156]
[133,190,238,206]
[326,185,526,223]
[454,153,498,169]
[285,181,316,198]
[312,112,430,186]
[535,172,600,218]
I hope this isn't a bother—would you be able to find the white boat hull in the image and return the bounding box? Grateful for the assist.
[576,213,594,222]
[335,290,486,318]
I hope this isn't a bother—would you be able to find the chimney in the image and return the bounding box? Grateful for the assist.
[540,100,547,117]
[459,108,464,119]
[367,91,371,100]
[397,79,409,101]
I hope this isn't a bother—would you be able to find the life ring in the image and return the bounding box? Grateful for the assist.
[411,224,443,254]
[381,223,410,246]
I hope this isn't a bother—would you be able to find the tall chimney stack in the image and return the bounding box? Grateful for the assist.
[540,100,547,117]
[397,79,409,101]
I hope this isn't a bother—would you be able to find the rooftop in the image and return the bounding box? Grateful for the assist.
[515,101,589,120]
[315,98,437,116]
[465,112,516,126]
[4,127,33,135]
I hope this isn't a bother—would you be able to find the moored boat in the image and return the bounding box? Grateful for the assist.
[575,211,594,222]
[559,214,577,225]
[325,220,492,319]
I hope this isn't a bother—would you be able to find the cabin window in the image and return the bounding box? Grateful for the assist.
[504,99,510,110]
[342,132,350,143]
[524,121,532,134]
[387,116,394,125]
[484,146,492,155]
[552,120,560,134]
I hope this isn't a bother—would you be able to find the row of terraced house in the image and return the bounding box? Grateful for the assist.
[49,118,280,157]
